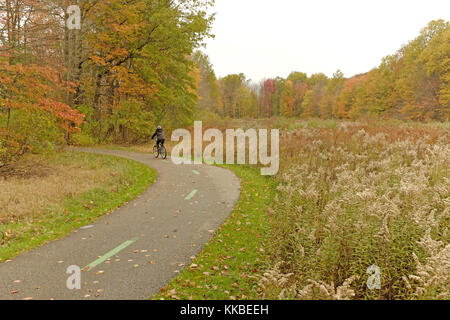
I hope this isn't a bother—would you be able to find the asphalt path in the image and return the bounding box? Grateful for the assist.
[0,148,241,300]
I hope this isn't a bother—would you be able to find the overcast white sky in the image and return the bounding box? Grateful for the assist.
[202,0,450,82]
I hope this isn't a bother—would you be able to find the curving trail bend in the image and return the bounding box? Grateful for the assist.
[0,148,241,300]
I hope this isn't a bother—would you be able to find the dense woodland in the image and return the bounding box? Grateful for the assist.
[0,0,213,166]
[0,0,448,166]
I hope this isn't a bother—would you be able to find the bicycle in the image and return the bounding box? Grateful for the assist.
[153,142,167,159]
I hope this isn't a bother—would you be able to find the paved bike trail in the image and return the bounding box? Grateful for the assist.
[0,148,241,300]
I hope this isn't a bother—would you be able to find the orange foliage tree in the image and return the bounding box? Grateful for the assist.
[0,55,84,166]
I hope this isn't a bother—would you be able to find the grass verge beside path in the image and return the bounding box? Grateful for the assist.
[153,165,277,300]
[0,151,157,262]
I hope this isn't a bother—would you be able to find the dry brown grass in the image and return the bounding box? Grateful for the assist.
[260,119,449,300]
[0,153,117,223]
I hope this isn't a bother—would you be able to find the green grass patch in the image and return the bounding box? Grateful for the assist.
[0,151,157,262]
[153,165,277,300]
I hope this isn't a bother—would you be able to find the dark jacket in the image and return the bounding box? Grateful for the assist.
[152,128,165,141]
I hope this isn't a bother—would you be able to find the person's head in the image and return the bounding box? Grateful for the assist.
[157,126,162,130]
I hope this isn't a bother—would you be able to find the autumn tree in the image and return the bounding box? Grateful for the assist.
[280,80,294,117]
[0,59,84,166]
[262,78,276,117]
[72,0,215,142]
[0,0,84,165]
[192,51,222,116]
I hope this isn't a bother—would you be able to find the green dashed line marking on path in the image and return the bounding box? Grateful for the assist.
[192,170,200,175]
[83,237,139,271]
[185,189,198,201]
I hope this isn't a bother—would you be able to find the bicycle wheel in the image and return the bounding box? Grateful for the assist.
[153,145,160,158]
[160,146,167,159]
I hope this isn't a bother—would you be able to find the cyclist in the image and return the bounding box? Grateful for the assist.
[152,125,165,149]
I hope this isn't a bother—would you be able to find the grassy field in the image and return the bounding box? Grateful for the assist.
[261,119,449,300]
[1,119,446,300]
[7,118,444,300]
[0,151,156,262]
[98,119,449,300]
